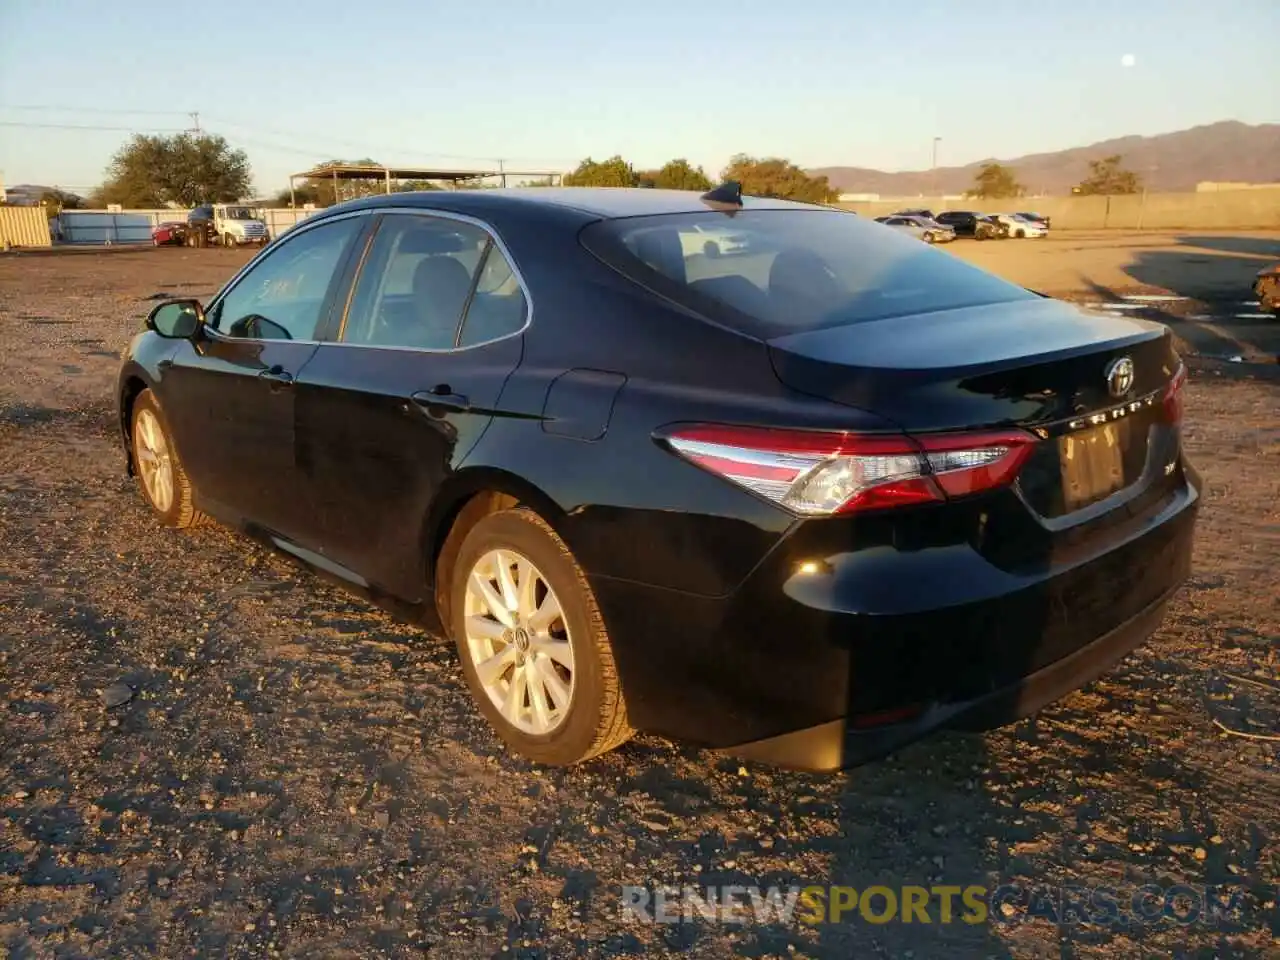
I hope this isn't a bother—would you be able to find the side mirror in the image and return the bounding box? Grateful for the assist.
[148,299,204,340]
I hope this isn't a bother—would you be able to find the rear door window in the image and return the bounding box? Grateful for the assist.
[581,209,1034,338]
[458,242,528,347]
[341,214,489,350]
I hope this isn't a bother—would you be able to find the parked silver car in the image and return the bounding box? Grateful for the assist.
[873,215,956,244]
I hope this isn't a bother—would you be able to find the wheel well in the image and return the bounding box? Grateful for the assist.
[428,478,565,631]
[119,376,148,474]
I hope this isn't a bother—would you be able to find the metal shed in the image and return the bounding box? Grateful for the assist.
[287,163,562,206]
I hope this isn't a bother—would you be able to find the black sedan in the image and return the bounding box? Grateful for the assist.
[116,186,1199,771]
[933,210,1003,240]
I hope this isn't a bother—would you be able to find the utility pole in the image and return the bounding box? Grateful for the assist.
[498,158,507,188]
[188,112,202,135]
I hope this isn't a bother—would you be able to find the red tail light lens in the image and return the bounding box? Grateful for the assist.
[1163,363,1186,424]
[661,424,1036,516]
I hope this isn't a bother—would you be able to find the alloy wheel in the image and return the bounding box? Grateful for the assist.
[133,408,174,512]
[462,548,575,735]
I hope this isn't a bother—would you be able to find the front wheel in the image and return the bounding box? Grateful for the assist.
[1255,275,1280,314]
[1015,229,1025,239]
[130,389,203,528]
[449,507,632,765]
[923,232,936,244]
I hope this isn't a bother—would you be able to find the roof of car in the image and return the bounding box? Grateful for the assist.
[327,187,819,221]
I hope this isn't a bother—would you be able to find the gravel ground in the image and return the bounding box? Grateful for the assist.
[1,246,1277,959]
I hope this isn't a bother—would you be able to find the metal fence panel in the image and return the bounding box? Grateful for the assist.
[0,206,53,247]
[57,208,321,245]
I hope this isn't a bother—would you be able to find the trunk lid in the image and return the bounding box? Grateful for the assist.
[768,298,1184,521]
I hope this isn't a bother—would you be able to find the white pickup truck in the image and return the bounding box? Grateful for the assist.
[186,204,270,248]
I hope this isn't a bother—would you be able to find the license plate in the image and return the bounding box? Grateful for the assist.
[1059,422,1126,509]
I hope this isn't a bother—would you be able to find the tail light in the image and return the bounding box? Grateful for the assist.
[1162,363,1186,424]
[661,424,1037,516]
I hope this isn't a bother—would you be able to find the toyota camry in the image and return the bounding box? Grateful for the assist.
[116,185,1199,770]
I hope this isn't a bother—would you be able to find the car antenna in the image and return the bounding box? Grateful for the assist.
[700,180,743,210]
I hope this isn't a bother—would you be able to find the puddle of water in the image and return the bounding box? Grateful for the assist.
[1086,302,1147,310]
[1123,294,1187,302]
[1233,313,1274,320]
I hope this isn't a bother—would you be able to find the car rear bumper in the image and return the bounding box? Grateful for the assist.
[723,583,1176,771]
[591,462,1199,768]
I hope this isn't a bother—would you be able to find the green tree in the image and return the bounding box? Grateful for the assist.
[394,179,442,193]
[39,189,82,218]
[719,155,836,203]
[1075,154,1142,195]
[94,133,251,207]
[562,155,636,187]
[967,163,1024,199]
[638,158,713,191]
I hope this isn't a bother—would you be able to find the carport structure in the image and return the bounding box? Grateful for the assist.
[287,162,562,206]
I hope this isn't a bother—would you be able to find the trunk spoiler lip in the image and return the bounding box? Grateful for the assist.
[765,298,1169,378]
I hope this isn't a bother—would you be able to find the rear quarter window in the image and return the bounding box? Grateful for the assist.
[580,209,1035,338]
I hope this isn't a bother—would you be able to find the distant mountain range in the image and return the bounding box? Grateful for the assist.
[810,121,1280,196]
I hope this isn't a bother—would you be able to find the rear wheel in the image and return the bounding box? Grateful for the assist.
[130,390,202,528]
[449,507,632,765]
[1015,229,1026,239]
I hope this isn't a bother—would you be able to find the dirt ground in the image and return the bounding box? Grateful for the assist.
[0,240,1277,959]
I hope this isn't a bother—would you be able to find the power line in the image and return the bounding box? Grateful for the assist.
[1,105,573,166]
[0,104,191,117]
[202,115,574,166]
[0,121,187,132]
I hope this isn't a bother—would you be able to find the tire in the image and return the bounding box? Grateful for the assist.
[923,232,935,244]
[449,507,632,765]
[1255,277,1280,314]
[1015,229,1025,239]
[223,233,236,248]
[130,389,203,528]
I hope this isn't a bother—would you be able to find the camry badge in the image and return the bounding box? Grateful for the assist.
[1105,357,1135,398]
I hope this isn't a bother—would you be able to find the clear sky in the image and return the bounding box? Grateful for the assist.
[1,0,1277,195]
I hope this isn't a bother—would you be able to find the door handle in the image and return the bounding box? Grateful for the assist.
[410,387,470,414]
[258,364,294,385]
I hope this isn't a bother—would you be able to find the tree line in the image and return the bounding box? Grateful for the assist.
[17,132,1148,211]
[69,134,843,208]
[967,155,1144,199]
[559,155,839,203]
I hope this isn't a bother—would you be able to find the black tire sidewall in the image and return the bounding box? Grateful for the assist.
[450,509,609,764]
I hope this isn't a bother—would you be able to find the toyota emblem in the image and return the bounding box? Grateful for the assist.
[1105,356,1135,398]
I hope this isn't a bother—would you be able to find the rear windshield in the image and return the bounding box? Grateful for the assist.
[580,209,1035,338]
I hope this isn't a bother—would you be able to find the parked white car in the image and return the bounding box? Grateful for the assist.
[993,214,1047,239]
[873,215,956,244]
[682,224,751,257]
